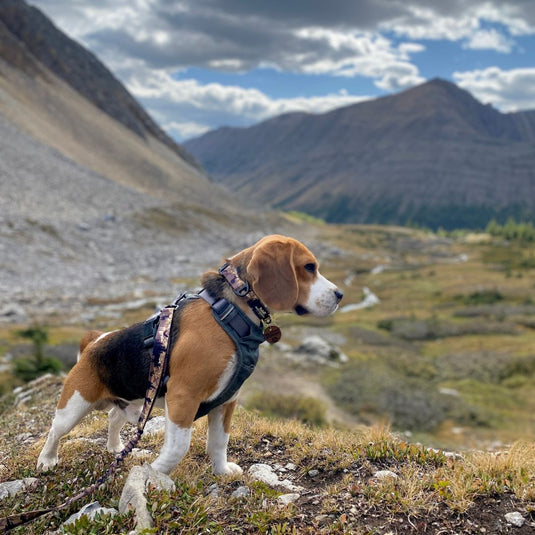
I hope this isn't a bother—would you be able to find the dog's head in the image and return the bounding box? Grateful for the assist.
[229,234,342,317]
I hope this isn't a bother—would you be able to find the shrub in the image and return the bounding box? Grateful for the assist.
[325,361,447,432]
[14,326,63,382]
[246,392,327,427]
[463,290,503,305]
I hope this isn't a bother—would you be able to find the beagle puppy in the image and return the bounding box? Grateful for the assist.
[37,235,343,476]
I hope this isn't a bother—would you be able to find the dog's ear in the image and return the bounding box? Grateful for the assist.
[247,237,298,311]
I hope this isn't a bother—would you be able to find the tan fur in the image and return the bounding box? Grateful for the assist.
[79,330,101,353]
[222,400,237,434]
[164,300,237,427]
[57,354,109,409]
[230,234,315,311]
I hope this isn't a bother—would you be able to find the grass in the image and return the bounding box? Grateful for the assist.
[1,378,534,533]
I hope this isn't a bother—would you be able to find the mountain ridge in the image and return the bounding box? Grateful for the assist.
[185,79,535,229]
[0,0,198,168]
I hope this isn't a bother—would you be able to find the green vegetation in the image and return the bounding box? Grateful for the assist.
[14,326,62,382]
[246,392,327,427]
[486,217,535,242]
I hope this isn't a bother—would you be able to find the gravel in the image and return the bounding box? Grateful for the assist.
[0,114,273,324]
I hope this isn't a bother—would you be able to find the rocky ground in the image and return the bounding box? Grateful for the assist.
[1,375,534,534]
[0,112,308,326]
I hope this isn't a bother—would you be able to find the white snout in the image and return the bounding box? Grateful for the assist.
[305,272,341,317]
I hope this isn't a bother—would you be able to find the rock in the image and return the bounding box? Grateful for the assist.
[62,501,118,527]
[205,483,220,498]
[277,493,300,506]
[285,463,296,471]
[143,416,166,435]
[248,463,304,492]
[119,464,176,532]
[0,477,38,500]
[294,336,348,365]
[230,486,250,499]
[372,470,398,481]
[505,512,525,527]
[308,469,320,478]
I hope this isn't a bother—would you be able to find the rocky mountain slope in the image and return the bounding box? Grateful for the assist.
[0,0,197,167]
[0,0,296,322]
[184,79,535,230]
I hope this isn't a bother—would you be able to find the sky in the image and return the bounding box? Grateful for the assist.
[29,0,535,142]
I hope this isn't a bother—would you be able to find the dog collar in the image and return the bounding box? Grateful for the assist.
[218,262,282,344]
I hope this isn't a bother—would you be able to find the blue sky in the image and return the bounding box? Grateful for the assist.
[30,1,535,141]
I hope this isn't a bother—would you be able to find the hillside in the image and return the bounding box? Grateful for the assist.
[184,79,535,230]
[0,0,294,319]
[1,375,534,534]
[0,0,197,167]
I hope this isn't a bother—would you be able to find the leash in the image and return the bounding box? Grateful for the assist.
[0,306,175,532]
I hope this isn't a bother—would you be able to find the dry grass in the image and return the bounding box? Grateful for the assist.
[1,378,535,533]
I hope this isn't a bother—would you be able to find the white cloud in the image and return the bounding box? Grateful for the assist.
[125,67,372,139]
[453,67,535,111]
[27,0,535,138]
[383,2,534,52]
[293,27,424,90]
[164,121,211,140]
[464,28,513,53]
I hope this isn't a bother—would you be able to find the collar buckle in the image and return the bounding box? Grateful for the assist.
[218,263,250,297]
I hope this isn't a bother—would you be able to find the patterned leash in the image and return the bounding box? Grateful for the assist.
[0,306,175,532]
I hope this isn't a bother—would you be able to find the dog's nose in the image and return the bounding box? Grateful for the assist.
[334,289,344,302]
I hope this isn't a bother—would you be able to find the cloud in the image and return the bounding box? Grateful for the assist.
[453,67,535,111]
[28,0,535,137]
[463,28,513,53]
[127,67,372,139]
[33,0,425,87]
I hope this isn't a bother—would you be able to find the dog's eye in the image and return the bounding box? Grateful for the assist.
[304,263,316,274]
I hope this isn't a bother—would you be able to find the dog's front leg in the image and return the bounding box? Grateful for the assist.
[207,400,242,476]
[151,395,196,475]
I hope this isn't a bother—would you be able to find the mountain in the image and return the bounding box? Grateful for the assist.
[0,0,197,168]
[0,0,289,320]
[184,79,535,229]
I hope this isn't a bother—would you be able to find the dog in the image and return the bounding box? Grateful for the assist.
[37,234,343,476]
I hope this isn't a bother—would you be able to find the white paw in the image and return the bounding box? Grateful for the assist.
[214,462,243,476]
[37,455,58,471]
[107,441,125,453]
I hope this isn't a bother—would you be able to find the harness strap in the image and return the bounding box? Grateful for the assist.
[0,307,175,532]
[195,289,264,420]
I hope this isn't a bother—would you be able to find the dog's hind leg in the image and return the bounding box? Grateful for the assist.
[107,403,142,453]
[37,357,105,470]
[107,405,128,453]
[37,390,94,470]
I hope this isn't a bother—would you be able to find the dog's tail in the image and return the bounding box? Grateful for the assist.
[77,330,102,362]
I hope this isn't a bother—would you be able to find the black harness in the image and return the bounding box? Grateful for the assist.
[142,289,265,419]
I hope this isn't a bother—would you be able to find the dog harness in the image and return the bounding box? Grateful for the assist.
[143,289,265,420]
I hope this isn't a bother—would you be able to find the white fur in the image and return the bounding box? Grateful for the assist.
[106,403,143,453]
[306,271,341,317]
[207,404,243,475]
[150,402,193,474]
[206,354,236,402]
[37,391,93,470]
[107,398,164,453]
